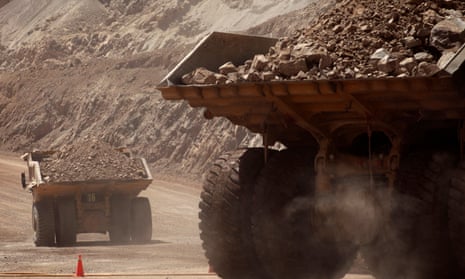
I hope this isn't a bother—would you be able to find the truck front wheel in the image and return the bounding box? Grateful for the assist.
[199,148,271,279]
[130,197,152,242]
[32,201,55,247]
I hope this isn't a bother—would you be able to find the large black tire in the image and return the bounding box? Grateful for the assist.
[55,199,77,247]
[110,197,131,243]
[361,151,457,279]
[199,148,270,279]
[32,201,56,247]
[448,160,465,276]
[252,148,357,279]
[131,197,152,242]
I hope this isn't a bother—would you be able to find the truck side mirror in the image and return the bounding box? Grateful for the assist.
[21,172,26,189]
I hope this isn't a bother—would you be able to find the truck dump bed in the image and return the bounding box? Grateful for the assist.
[22,150,153,202]
[158,32,465,142]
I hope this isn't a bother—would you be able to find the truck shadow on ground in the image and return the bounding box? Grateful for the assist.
[71,239,167,247]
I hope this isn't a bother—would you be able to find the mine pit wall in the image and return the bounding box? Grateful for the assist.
[0,0,9,9]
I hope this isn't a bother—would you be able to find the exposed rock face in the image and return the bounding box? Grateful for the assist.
[0,0,9,9]
[2,0,464,181]
[1,0,323,180]
[183,0,465,84]
[0,0,320,72]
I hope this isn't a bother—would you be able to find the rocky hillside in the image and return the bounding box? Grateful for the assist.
[0,0,330,180]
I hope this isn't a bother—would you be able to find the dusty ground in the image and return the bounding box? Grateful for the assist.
[0,151,212,277]
[0,152,374,279]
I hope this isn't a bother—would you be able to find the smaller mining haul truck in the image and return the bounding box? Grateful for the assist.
[21,149,153,247]
[157,32,465,279]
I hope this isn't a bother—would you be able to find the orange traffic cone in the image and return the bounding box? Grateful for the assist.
[74,255,85,277]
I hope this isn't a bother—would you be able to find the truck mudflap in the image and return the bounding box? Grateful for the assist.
[157,32,465,142]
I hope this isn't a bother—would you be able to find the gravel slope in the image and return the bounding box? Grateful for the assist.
[0,0,330,180]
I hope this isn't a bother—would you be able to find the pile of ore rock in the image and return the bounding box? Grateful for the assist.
[182,0,465,84]
[39,138,147,183]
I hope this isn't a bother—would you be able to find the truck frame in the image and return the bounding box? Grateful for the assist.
[21,149,153,247]
[157,32,465,279]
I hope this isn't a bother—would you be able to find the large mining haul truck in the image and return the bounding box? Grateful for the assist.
[21,149,153,247]
[157,32,465,279]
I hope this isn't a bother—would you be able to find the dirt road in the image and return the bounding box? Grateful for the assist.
[0,152,373,279]
[0,151,212,277]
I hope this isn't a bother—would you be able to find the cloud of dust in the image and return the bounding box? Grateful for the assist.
[281,173,448,279]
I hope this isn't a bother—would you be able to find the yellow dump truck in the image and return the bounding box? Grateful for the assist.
[21,149,153,247]
[157,32,465,279]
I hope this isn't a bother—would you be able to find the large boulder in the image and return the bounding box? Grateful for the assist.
[182,67,218,85]
[277,57,308,77]
[430,18,465,51]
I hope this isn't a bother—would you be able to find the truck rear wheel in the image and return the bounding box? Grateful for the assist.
[199,148,270,279]
[448,160,465,276]
[361,151,456,279]
[252,148,356,279]
[131,197,152,242]
[32,201,55,247]
[55,199,77,246]
[110,197,131,243]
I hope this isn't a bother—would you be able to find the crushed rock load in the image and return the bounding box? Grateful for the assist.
[40,139,147,183]
[183,0,465,84]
